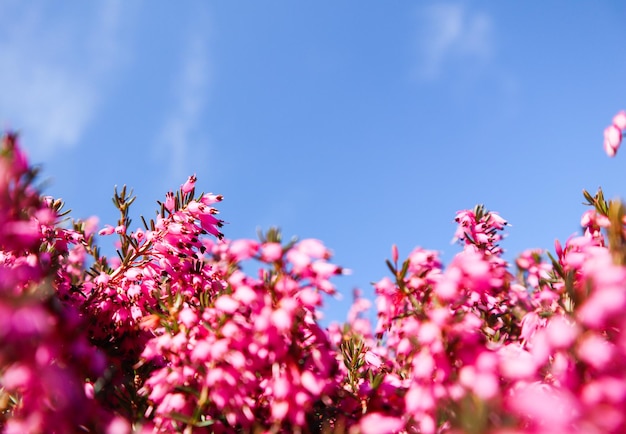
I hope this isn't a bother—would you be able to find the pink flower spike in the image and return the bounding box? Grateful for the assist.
[613,110,626,130]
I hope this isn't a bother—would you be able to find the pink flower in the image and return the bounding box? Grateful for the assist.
[604,125,622,157]
[311,260,340,279]
[229,239,259,261]
[200,192,223,205]
[271,307,293,331]
[181,174,197,194]
[296,239,328,259]
[613,110,626,129]
[105,417,131,434]
[358,413,405,434]
[577,333,614,370]
[178,307,197,328]
[499,344,536,380]
[215,295,239,314]
[405,383,435,413]
[604,111,626,157]
[300,371,324,395]
[299,288,322,308]
[508,383,579,430]
[164,191,175,212]
[98,225,115,236]
[364,350,382,368]
[474,372,499,400]
[271,400,289,420]
[546,315,579,349]
[1,363,33,390]
[261,242,283,262]
[520,311,543,342]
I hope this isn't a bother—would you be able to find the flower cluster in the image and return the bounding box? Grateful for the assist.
[0,109,626,433]
[0,134,126,433]
[138,234,343,432]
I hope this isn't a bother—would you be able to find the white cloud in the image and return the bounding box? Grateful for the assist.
[158,27,211,186]
[0,1,127,154]
[415,3,494,80]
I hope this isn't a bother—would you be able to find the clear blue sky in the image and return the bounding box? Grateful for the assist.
[1,1,625,323]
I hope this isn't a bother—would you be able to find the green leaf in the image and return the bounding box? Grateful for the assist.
[582,189,594,205]
[546,251,564,278]
[194,419,215,427]
[400,259,410,278]
[385,259,396,275]
[168,411,192,424]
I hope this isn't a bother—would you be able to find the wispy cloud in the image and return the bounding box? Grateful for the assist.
[414,3,494,80]
[0,1,127,155]
[157,21,211,186]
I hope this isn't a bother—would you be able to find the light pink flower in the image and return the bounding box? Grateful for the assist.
[577,333,614,370]
[181,174,197,194]
[613,110,626,129]
[604,124,622,157]
[164,191,175,212]
[358,413,405,434]
[546,315,579,349]
[508,383,579,429]
[296,239,328,258]
[261,242,283,262]
[499,344,536,380]
[364,350,382,368]
[98,225,115,236]
[229,239,259,261]
[215,295,239,314]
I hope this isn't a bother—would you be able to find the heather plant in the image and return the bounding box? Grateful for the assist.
[0,134,126,433]
[0,110,625,433]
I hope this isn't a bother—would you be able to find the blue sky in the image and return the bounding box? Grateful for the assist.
[1,1,625,323]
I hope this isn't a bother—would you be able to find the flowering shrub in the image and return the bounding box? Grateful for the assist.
[1,111,626,433]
